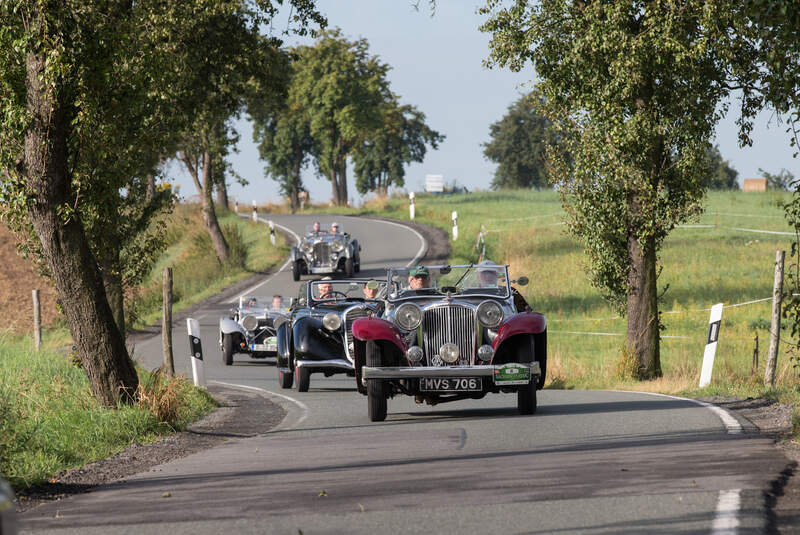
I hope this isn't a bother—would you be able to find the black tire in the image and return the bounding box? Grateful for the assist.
[295,365,310,392]
[535,331,547,389]
[278,368,293,389]
[517,382,537,415]
[292,260,301,282]
[354,254,361,273]
[366,341,387,422]
[222,333,234,366]
[345,257,354,278]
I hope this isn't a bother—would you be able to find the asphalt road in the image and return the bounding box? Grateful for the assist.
[21,214,793,534]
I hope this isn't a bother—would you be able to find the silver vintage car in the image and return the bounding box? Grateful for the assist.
[218,295,289,365]
[290,222,361,281]
[0,476,16,535]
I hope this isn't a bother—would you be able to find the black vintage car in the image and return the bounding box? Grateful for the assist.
[275,278,385,392]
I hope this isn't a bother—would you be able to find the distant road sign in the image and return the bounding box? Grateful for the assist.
[425,174,444,193]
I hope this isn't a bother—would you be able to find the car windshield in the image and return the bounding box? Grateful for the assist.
[387,265,510,301]
[304,222,344,236]
[310,280,387,302]
[239,295,287,313]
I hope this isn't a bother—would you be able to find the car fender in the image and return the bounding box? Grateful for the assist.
[491,312,546,351]
[292,316,344,360]
[220,317,246,337]
[290,246,302,263]
[352,317,408,354]
[276,321,292,364]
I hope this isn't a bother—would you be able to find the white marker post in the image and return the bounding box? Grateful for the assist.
[234,200,239,213]
[187,318,206,387]
[252,200,258,222]
[268,220,276,246]
[409,191,415,220]
[699,303,723,387]
[452,210,458,241]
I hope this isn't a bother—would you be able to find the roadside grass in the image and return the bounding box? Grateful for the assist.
[298,189,800,435]
[127,204,288,330]
[0,332,217,489]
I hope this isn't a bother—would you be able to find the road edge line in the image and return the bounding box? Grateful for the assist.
[208,380,308,431]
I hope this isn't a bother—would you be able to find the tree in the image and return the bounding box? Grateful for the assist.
[705,146,739,190]
[759,168,795,191]
[291,29,391,206]
[481,1,733,378]
[483,93,553,189]
[353,100,444,196]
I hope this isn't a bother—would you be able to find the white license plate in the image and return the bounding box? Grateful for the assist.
[250,344,276,352]
[419,377,482,392]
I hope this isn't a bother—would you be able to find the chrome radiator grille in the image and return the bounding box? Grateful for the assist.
[421,305,476,366]
[344,306,370,363]
[312,242,331,266]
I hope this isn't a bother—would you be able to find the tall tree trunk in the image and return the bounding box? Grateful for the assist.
[626,229,661,379]
[337,158,348,206]
[290,157,301,213]
[24,49,138,406]
[145,173,155,202]
[201,151,230,263]
[329,166,340,206]
[103,269,125,337]
[215,178,229,211]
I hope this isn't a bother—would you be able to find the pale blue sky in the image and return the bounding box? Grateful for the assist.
[168,0,799,205]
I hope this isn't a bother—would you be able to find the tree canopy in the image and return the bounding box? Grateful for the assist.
[705,146,739,190]
[483,93,553,190]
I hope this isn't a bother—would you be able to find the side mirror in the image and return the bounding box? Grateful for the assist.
[515,276,529,286]
[439,266,451,275]
[289,297,297,308]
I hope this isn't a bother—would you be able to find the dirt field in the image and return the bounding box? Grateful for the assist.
[0,223,60,335]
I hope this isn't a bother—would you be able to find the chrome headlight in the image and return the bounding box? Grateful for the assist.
[331,240,344,252]
[322,313,342,331]
[477,300,504,328]
[394,303,422,331]
[241,314,259,331]
[301,241,313,254]
[406,346,424,363]
[439,343,459,363]
[477,344,494,362]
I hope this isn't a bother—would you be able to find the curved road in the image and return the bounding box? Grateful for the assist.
[22,214,791,534]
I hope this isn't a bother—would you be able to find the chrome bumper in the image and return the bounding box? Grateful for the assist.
[362,362,540,380]
[310,266,335,274]
[296,359,354,371]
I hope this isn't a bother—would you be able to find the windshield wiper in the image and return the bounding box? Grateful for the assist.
[452,264,474,289]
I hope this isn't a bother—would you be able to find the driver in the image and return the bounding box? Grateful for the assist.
[330,222,340,234]
[271,295,283,310]
[312,221,321,234]
[363,280,379,299]
[406,265,438,295]
[316,277,334,299]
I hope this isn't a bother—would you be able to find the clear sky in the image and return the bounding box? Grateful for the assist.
[167,0,800,205]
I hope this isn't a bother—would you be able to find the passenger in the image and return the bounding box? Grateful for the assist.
[330,222,340,234]
[271,295,283,310]
[363,280,379,299]
[406,265,437,295]
[312,221,321,234]
[476,260,500,287]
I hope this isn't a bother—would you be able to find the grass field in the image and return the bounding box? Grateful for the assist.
[294,189,800,426]
[0,333,217,489]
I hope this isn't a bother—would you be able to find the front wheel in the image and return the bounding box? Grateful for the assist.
[517,382,537,415]
[292,260,301,282]
[222,333,234,366]
[354,254,361,273]
[278,368,293,389]
[366,341,387,421]
[345,257,354,278]
[295,365,310,392]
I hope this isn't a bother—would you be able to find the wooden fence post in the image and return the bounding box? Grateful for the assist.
[162,267,175,376]
[32,289,41,351]
[765,250,785,387]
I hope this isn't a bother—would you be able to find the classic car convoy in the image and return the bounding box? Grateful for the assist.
[218,295,289,365]
[275,278,386,392]
[218,219,543,421]
[351,263,545,421]
[290,221,361,281]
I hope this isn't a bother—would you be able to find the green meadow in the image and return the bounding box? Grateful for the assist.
[304,189,800,417]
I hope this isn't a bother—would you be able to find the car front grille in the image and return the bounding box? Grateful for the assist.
[421,304,476,366]
[312,242,331,266]
[344,306,371,363]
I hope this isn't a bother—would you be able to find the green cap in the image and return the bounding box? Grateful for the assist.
[409,265,429,277]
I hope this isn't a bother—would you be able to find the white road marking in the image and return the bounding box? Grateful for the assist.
[611,390,743,434]
[209,380,308,427]
[364,217,428,266]
[711,489,741,534]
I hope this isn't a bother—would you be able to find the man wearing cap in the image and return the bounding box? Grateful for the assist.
[404,265,439,296]
[316,276,334,299]
[330,222,340,234]
[476,260,500,287]
[363,280,379,299]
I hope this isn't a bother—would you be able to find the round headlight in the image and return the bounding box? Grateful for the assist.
[241,314,259,331]
[439,343,459,364]
[322,313,342,331]
[301,241,313,254]
[477,344,494,362]
[394,303,422,331]
[477,300,504,328]
[406,346,424,363]
[331,240,344,252]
